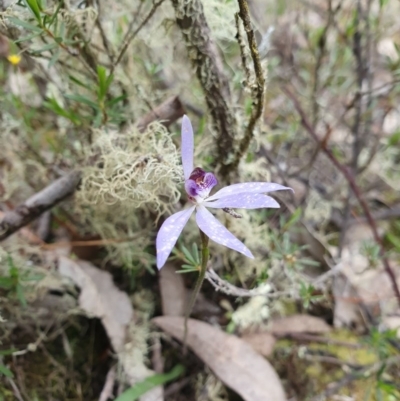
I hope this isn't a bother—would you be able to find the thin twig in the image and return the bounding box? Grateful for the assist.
[284,87,400,308]
[7,377,25,401]
[226,0,265,174]
[111,0,165,75]
[94,0,115,64]
[98,365,116,401]
[205,268,289,298]
[234,13,251,87]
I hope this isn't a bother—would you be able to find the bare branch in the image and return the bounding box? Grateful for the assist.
[136,95,185,132]
[284,86,400,308]
[205,268,288,298]
[225,0,266,174]
[0,170,82,241]
[171,0,236,179]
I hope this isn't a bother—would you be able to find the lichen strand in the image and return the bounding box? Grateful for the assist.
[171,0,237,179]
[78,122,181,214]
[74,123,181,268]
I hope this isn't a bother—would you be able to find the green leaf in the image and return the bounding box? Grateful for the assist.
[16,284,27,307]
[297,258,320,267]
[0,364,13,378]
[23,273,45,282]
[7,17,42,33]
[387,233,400,251]
[192,243,200,265]
[379,0,389,8]
[180,244,196,265]
[176,265,199,273]
[0,349,17,356]
[43,98,81,125]
[97,65,113,102]
[64,94,98,109]
[282,207,302,231]
[0,277,14,289]
[14,32,42,43]
[69,74,92,90]
[106,94,127,107]
[48,48,60,68]
[97,65,107,100]
[115,365,184,401]
[388,130,400,147]
[23,0,42,22]
[47,1,62,27]
[32,42,58,54]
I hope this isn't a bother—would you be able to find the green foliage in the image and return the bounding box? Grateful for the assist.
[0,255,42,307]
[299,282,323,309]
[174,243,201,273]
[270,231,319,270]
[361,240,381,268]
[115,365,184,401]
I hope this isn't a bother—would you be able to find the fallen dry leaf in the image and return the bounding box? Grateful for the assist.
[159,264,219,317]
[269,314,331,335]
[58,256,133,352]
[153,316,286,401]
[240,332,276,357]
[159,264,186,316]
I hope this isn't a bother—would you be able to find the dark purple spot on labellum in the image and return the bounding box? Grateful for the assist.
[189,167,206,182]
[185,168,218,200]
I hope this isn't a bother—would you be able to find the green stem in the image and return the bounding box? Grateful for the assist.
[183,230,209,353]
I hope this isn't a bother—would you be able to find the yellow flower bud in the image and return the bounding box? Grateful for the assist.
[7,54,21,65]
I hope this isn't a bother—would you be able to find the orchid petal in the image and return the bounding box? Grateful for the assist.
[207,182,292,201]
[156,206,195,269]
[181,115,194,180]
[195,205,254,258]
[203,193,280,209]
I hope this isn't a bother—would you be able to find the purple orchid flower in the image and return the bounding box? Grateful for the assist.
[156,115,292,270]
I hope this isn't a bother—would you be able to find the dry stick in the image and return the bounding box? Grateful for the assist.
[0,97,184,242]
[226,0,265,174]
[284,87,400,308]
[0,171,82,241]
[171,0,236,180]
[94,0,115,64]
[136,95,185,132]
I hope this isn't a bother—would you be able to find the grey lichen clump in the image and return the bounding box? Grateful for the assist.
[78,123,182,214]
[74,123,182,268]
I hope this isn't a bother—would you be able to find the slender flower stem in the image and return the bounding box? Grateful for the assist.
[183,230,209,353]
